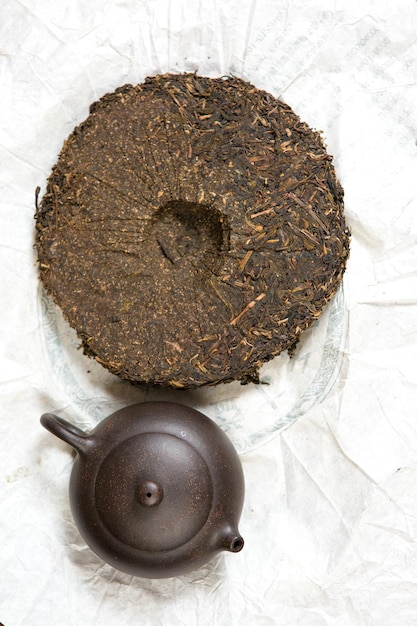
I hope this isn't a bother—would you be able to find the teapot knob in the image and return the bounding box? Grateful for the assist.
[136,479,164,507]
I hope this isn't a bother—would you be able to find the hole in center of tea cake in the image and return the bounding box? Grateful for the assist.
[153,200,229,274]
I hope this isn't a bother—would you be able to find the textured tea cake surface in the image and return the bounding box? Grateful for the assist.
[36,73,349,388]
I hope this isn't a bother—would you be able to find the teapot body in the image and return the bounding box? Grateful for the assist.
[41,401,245,578]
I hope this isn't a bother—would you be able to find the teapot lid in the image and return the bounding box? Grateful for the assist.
[94,429,214,551]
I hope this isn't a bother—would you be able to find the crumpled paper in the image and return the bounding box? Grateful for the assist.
[1,0,417,624]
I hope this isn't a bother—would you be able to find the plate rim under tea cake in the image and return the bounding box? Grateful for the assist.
[35,72,350,388]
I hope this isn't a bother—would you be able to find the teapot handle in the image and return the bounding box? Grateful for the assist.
[40,413,91,456]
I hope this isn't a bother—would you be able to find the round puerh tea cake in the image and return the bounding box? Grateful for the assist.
[36,73,349,388]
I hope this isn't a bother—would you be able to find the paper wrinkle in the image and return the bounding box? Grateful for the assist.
[2,0,417,624]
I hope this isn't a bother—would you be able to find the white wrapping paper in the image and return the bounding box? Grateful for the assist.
[1,0,417,624]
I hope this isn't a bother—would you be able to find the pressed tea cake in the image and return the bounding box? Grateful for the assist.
[35,73,349,388]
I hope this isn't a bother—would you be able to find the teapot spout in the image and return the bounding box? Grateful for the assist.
[217,526,244,553]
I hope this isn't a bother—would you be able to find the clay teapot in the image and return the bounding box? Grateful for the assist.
[41,401,245,578]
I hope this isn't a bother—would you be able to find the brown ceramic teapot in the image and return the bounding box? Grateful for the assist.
[41,401,245,578]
